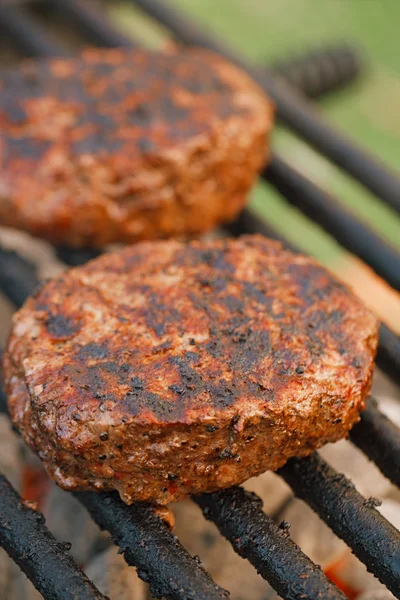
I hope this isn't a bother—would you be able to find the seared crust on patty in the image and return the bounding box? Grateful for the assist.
[3,235,378,504]
[0,48,272,247]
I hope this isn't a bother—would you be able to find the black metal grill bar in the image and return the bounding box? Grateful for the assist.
[75,491,229,600]
[279,453,400,598]
[226,208,299,252]
[46,0,137,48]
[269,43,363,99]
[0,474,107,600]
[195,487,346,600]
[0,5,70,57]
[265,154,400,291]
[130,0,400,214]
[350,397,400,488]
[56,246,102,267]
[0,248,39,308]
[377,323,400,386]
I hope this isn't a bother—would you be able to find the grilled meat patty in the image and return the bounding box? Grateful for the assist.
[3,235,378,505]
[0,48,272,247]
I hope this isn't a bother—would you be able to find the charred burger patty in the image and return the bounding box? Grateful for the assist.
[0,47,272,247]
[3,235,378,504]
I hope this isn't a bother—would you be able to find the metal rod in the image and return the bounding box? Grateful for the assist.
[265,154,400,291]
[195,487,346,600]
[268,42,363,99]
[279,453,400,598]
[46,0,136,48]
[0,474,106,600]
[55,246,102,267]
[130,0,400,214]
[350,397,400,488]
[0,248,39,308]
[0,6,70,57]
[377,324,400,386]
[225,208,299,251]
[75,491,229,600]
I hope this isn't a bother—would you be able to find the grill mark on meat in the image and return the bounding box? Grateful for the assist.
[45,313,81,340]
[3,235,378,504]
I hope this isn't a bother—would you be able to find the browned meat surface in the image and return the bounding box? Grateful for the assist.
[3,235,378,505]
[0,48,272,247]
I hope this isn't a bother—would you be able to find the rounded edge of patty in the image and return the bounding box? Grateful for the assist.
[2,235,379,504]
[0,47,273,247]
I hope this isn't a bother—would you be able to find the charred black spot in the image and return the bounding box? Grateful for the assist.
[221,294,244,313]
[46,313,80,339]
[128,103,152,126]
[159,96,190,123]
[218,448,240,460]
[4,136,51,162]
[152,340,173,355]
[206,425,218,433]
[1,98,27,124]
[136,137,156,153]
[76,342,109,360]
[169,356,203,392]
[131,376,145,390]
[169,384,184,395]
[72,134,122,155]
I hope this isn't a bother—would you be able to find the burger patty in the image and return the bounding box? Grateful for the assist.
[0,47,272,247]
[3,235,378,505]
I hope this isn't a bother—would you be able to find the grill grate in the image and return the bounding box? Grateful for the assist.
[0,475,107,600]
[0,2,400,599]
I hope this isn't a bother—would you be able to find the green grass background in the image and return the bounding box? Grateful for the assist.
[110,0,400,265]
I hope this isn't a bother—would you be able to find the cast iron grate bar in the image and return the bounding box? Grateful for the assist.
[279,453,400,598]
[0,474,107,600]
[376,324,400,386]
[350,397,400,488]
[130,0,400,214]
[265,154,400,292]
[0,248,39,308]
[268,42,363,99]
[195,486,346,600]
[0,5,70,57]
[75,491,230,600]
[45,0,137,48]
